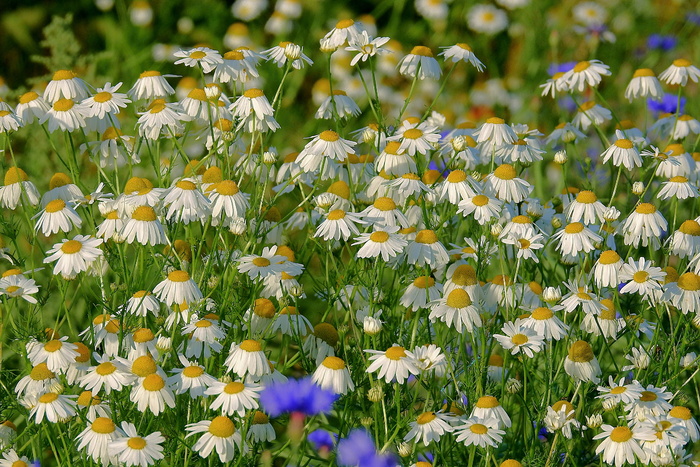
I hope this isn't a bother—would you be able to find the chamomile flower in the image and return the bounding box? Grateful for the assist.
[405,230,449,268]
[314,209,365,241]
[494,321,544,357]
[153,270,203,306]
[0,273,39,304]
[458,193,503,225]
[0,450,30,467]
[161,180,211,225]
[121,205,168,245]
[593,250,623,288]
[668,406,700,442]
[312,356,355,395]
[168,355,217,398]
[108,422,165,467]
[315,90,361,120]
[662,271,700,315]
[502,232,545,262]
[540,72,569,98]
[79,354,132,394]
[0,167,40,209]
[34,199,82,236]
[562,60,611,92]
[429,288,482,333]
[412,344,447,376]
[137,99,191,140]
[573,101,612,131]
[600,132,642,171]
[76,418,126,467]
[436,170,476,204]
[618,257,665,299]
[593,424,655,467]
[230,88,280,133]
[400,276,443,309]
[475,117,517,146]
[129,373,175,415]
[484,164,532,203]
[440,43,485,71]
[237,246,290,280]
[353,226,408,261]
[453,416,505,448]
[658,175,699,200]
[321,19,365,49]
[398,46,441,80]
[297,130,357,174]
[29,391,77,423]
[44,235,103,279]
[564,340,601,384]
[27,337,79,373]
[205,380,262,416]
[185,416,246,463]
[15,91,50,124]
[522,307,569,341]
[225,340,271,378]
[467,4,508,35]
[625,68,663,101]
[669,220,700,258]
[566,190,606,224]
[264,41,313,69]
[345,31,390,66]
[620,203,668,248]
[174,47,223,73]
[658,58,700,86]
[551,222,602,257]
[405,411,454,446]
[44,70,90,103]
[365,345,419,384]
[129,71,176,100]
[82,82,131,122]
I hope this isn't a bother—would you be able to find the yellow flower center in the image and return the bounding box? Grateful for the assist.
[132,206,157,222]
[189,51,207,59]
[568,341,594,363]
[140,70,162,78]
[39,392,59,404]
[413,276,435,288]
[53,98,75,112]
[253,411,269,424]
[609,426,633,442]
[142,374,165,392]
[512,215,531,224]
[322,356,346,370]
[573,61,590,72]
[576,190,597,204]
[182,366,204,378]
[223,51,245,60]
[385,346,406,360]
[673,59,691,67]
[369,231,390,243]
[209,416,235,438]
[215,180,240,196]
[476,396,499,408]
[5,285,20,294]
[633,271,649,283]
[494,164,516,180]
[91,417,116,434]
[132,356,157,377]
[314,323,339,346]
[532,307,553,320]
[415,229,438,244]
[19,91,39,104]
[93,92,113,103]
[511,334,529,345]
[598,250,621,265]
[565,222,585,234]
[677,272,700,291]
[127,437,147,450]
[633,68,654,78]
[579,101,596,111]
[133,328,155,343]
[470,423,488,434]
[373,197,396,211]
[168,270,190,282]
[327,209,346,221]
[224,382,245,394]
[243,88,265,99]
[52,70,76,80]
[447,170,467,183]
[336,18,354,28]
[319,130,339,142]
[61,240,83,254]
[45,199,67,213]
[252,257,271,267]
[635,203,656,214]
[403,128,423,140]
[410,46,433,57]
[451,265,477,286]
[472,195,489,207]
[486,117,505,125]
[614,139,633,149]
[417,412,436,424]
[669,406,691,420]
[30,363,55,381]
[610,386,627,394]
[239,339,262,352]
[96,362,117,376]
[44,340,63,353]
[517,239,531,249]
[446,289,472,308]
[457,43,473,51]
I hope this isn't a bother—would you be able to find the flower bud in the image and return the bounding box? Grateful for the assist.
[367,385,384,402]
[491,223,504,237]
[360,416,373,428]
[363,316,383,335]
[551,216,562,229]
[632,182,644,196]
[602,398,617,410]
[586,414,603,429]
[542,286,561,304]
[526,200,543,218]
[452,135,467,151]
[156,336,172,352]
[229,217,247,235]
[554,150,568,164]
[362,127,377,144]
[506,377,522,394]
[681,352,698,369]
[319,38,337,53]
[397,442,413,458]
[263,150,278,164]
[284,43,302,60]
[603,206,620,222]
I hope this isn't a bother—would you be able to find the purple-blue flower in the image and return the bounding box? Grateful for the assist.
[647,34,677,51]
[337,430,397,467]
[648,94,686,115]
[548,62,576,76]
[308,429,336,451]
[259,377,337,417]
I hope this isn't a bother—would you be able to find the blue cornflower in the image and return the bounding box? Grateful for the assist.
[547,62,576,76]
[259,377,337,417]
[648,94,686,115]
[647,34,677,51]
[308,429,336,452]
[337,430,397,467]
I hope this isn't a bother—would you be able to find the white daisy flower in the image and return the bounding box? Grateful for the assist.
[551,222,602,257]
[173,47,223,73]
[620,203,667,249]
[29,391,77,423]
[153,270,203,306]
[472,396,511,429]
[27,336,79,373]
[121,205,168,245]
[44,70,90,103]
[405,411,454,446]
[467,4,508,35]
[297,130,357,174]
[129,373,175,415]
[484,164,532,203]
[205,380,262,416]
[618,257,665,299]
[522,307,569,341]
[314,209,365,242]
[658,58,700,86]
[593,250,623,288]
[453,416,505,448]
[15,91,51,124]
[321,18,365,49]
[44,235,103,279]
[315,90,361,120]
[345,31,390,66]
[398,46,441,80]
[365,344,419,384]
[564,340,601,384]
[625,68,663,101]
[263,42,313,70]
[353,225,408,261]
[162,180,211,225]
[428,288,482,334]
[168,355,218,399]
[573,101,612,131]
[224,340,271,378]
[494,321,544,357]
[108,422,165,467]
[312,356,355,395]
[600,132,642,171]
[34,199,82,236]
[0,274,40,304]
[593,424,655,467]
[185,416,246,463]
[248,412,276,442]
[129,71,176,100]
[561,59,611,92]
[76,418,126,467]
[440,43,484,71]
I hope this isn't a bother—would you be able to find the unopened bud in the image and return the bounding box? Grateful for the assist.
[284,43,302,60]
[554,150,568,164]
[452,135,467,151]
[289,285,305,297]
[263,150,277,164]
[363,316,383,335]
[602,398,617,410]
[586,414,603,429]
[603,206,620,222]
[506,377,522,394]
[367,385,384,402]
[526,200,543,218]
[491,223,504,237]
[551,216,562,229]
[362,127,377,144]
[156,336,172,352]
[319,38,337,54]
[229,217,247,235]
[397,442,413,458]
[360,416,373,428]
[542,286,561,304]
[681,352,698,369]
[204,84,222,99]
[207,275,220,289]
[632,182,644,196]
